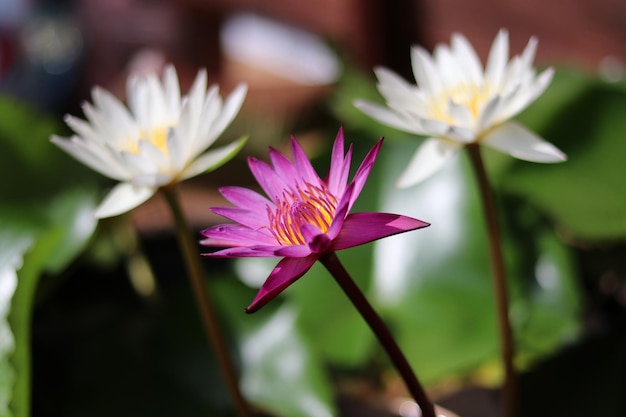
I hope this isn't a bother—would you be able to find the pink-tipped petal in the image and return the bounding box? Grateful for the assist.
[274,244,313,258]
[245,255,318,313]
[219,186,272,210]
[247,157,291,201]
[289,135,320,186]
[326,127,352,196]
[326,183,354,239]
[211,206,268,230]
[201,223,275,246]
[203,245,282,258]
[269,146,299,183]
[332,212,430,250]
[348,138,383,207]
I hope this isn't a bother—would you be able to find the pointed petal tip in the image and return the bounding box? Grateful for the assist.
[244,292,274,314]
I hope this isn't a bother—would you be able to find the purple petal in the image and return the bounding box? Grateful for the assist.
[326,182,354,239]
[326,127,352,196]
[245,255,318,313]
[274,244,313,257]
[289,135,320,186]
[300,224,332,253]
[219,186,272,209]
[269,147,298,183]
[247,157,290,201]
[202,245,282,258]
[348,138,383,208]
[201,223,275,246]
[211,206,269,230]
[332,212,430,250]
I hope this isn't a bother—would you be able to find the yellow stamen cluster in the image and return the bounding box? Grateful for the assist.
[268,183,338,246]
[123,126,170,156]
[430,82,494,123]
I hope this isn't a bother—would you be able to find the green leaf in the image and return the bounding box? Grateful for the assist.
[0,97,100,417]
[512,230,581,358]
[5,188,98,417]
[0,233,32,417]
[504,72,626,240]
[0,97,102,203]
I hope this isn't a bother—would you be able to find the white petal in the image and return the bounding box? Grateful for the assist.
[375,67,424,110]
[127,75,150,128]
[94,182,155,218]
[64,114,104,146]
[51,135,129,180]
[166,127,185,172]
[448,125,476,143]
[433,44,466,87]
[126,71,167,129]
[485,29,509,88]
[396,138,461,187]
[353,100,425,135]
[482,121,566,162]
[82,101,117,142]
[195,83,247,155]
[137,139,168,170]
[211,84,247,135]
[519,36,539,72]
[175,70,208,156]
[133,173,172,187]
[500,67,553,121]
[119,149,158,174]
[163,65,181,116]
[477,94,503,131]
[193,85,220,147]
[447,100,474,129]
[145,74,168,127]
[531,67,554,99]
[180,136,247,181]
[450,33,483,84]
[420,118,452,136]
[411,46,444,96]
[91,87,138,136]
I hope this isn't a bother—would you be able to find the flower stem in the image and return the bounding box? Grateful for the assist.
[162,186,252,417]
[466,144,517,417]
[319,252,436,417]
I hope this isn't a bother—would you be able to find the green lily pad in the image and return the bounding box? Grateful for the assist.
[505,72,626,241]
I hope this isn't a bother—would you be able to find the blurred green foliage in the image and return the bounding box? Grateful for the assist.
[0,98,99,417]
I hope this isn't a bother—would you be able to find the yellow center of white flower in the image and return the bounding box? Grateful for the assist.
[268,183,338,246]
[431,83,494,123]
[122,126,170,156]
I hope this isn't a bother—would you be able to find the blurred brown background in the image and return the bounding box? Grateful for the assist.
[2,0,626,230]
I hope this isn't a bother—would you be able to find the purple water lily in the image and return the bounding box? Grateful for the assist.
[201,127,429,312]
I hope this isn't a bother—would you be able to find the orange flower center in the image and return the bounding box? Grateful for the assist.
[268,183,338,245]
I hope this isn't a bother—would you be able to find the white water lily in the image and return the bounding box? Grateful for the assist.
[354,29,566,187]
[52,65,247,218]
